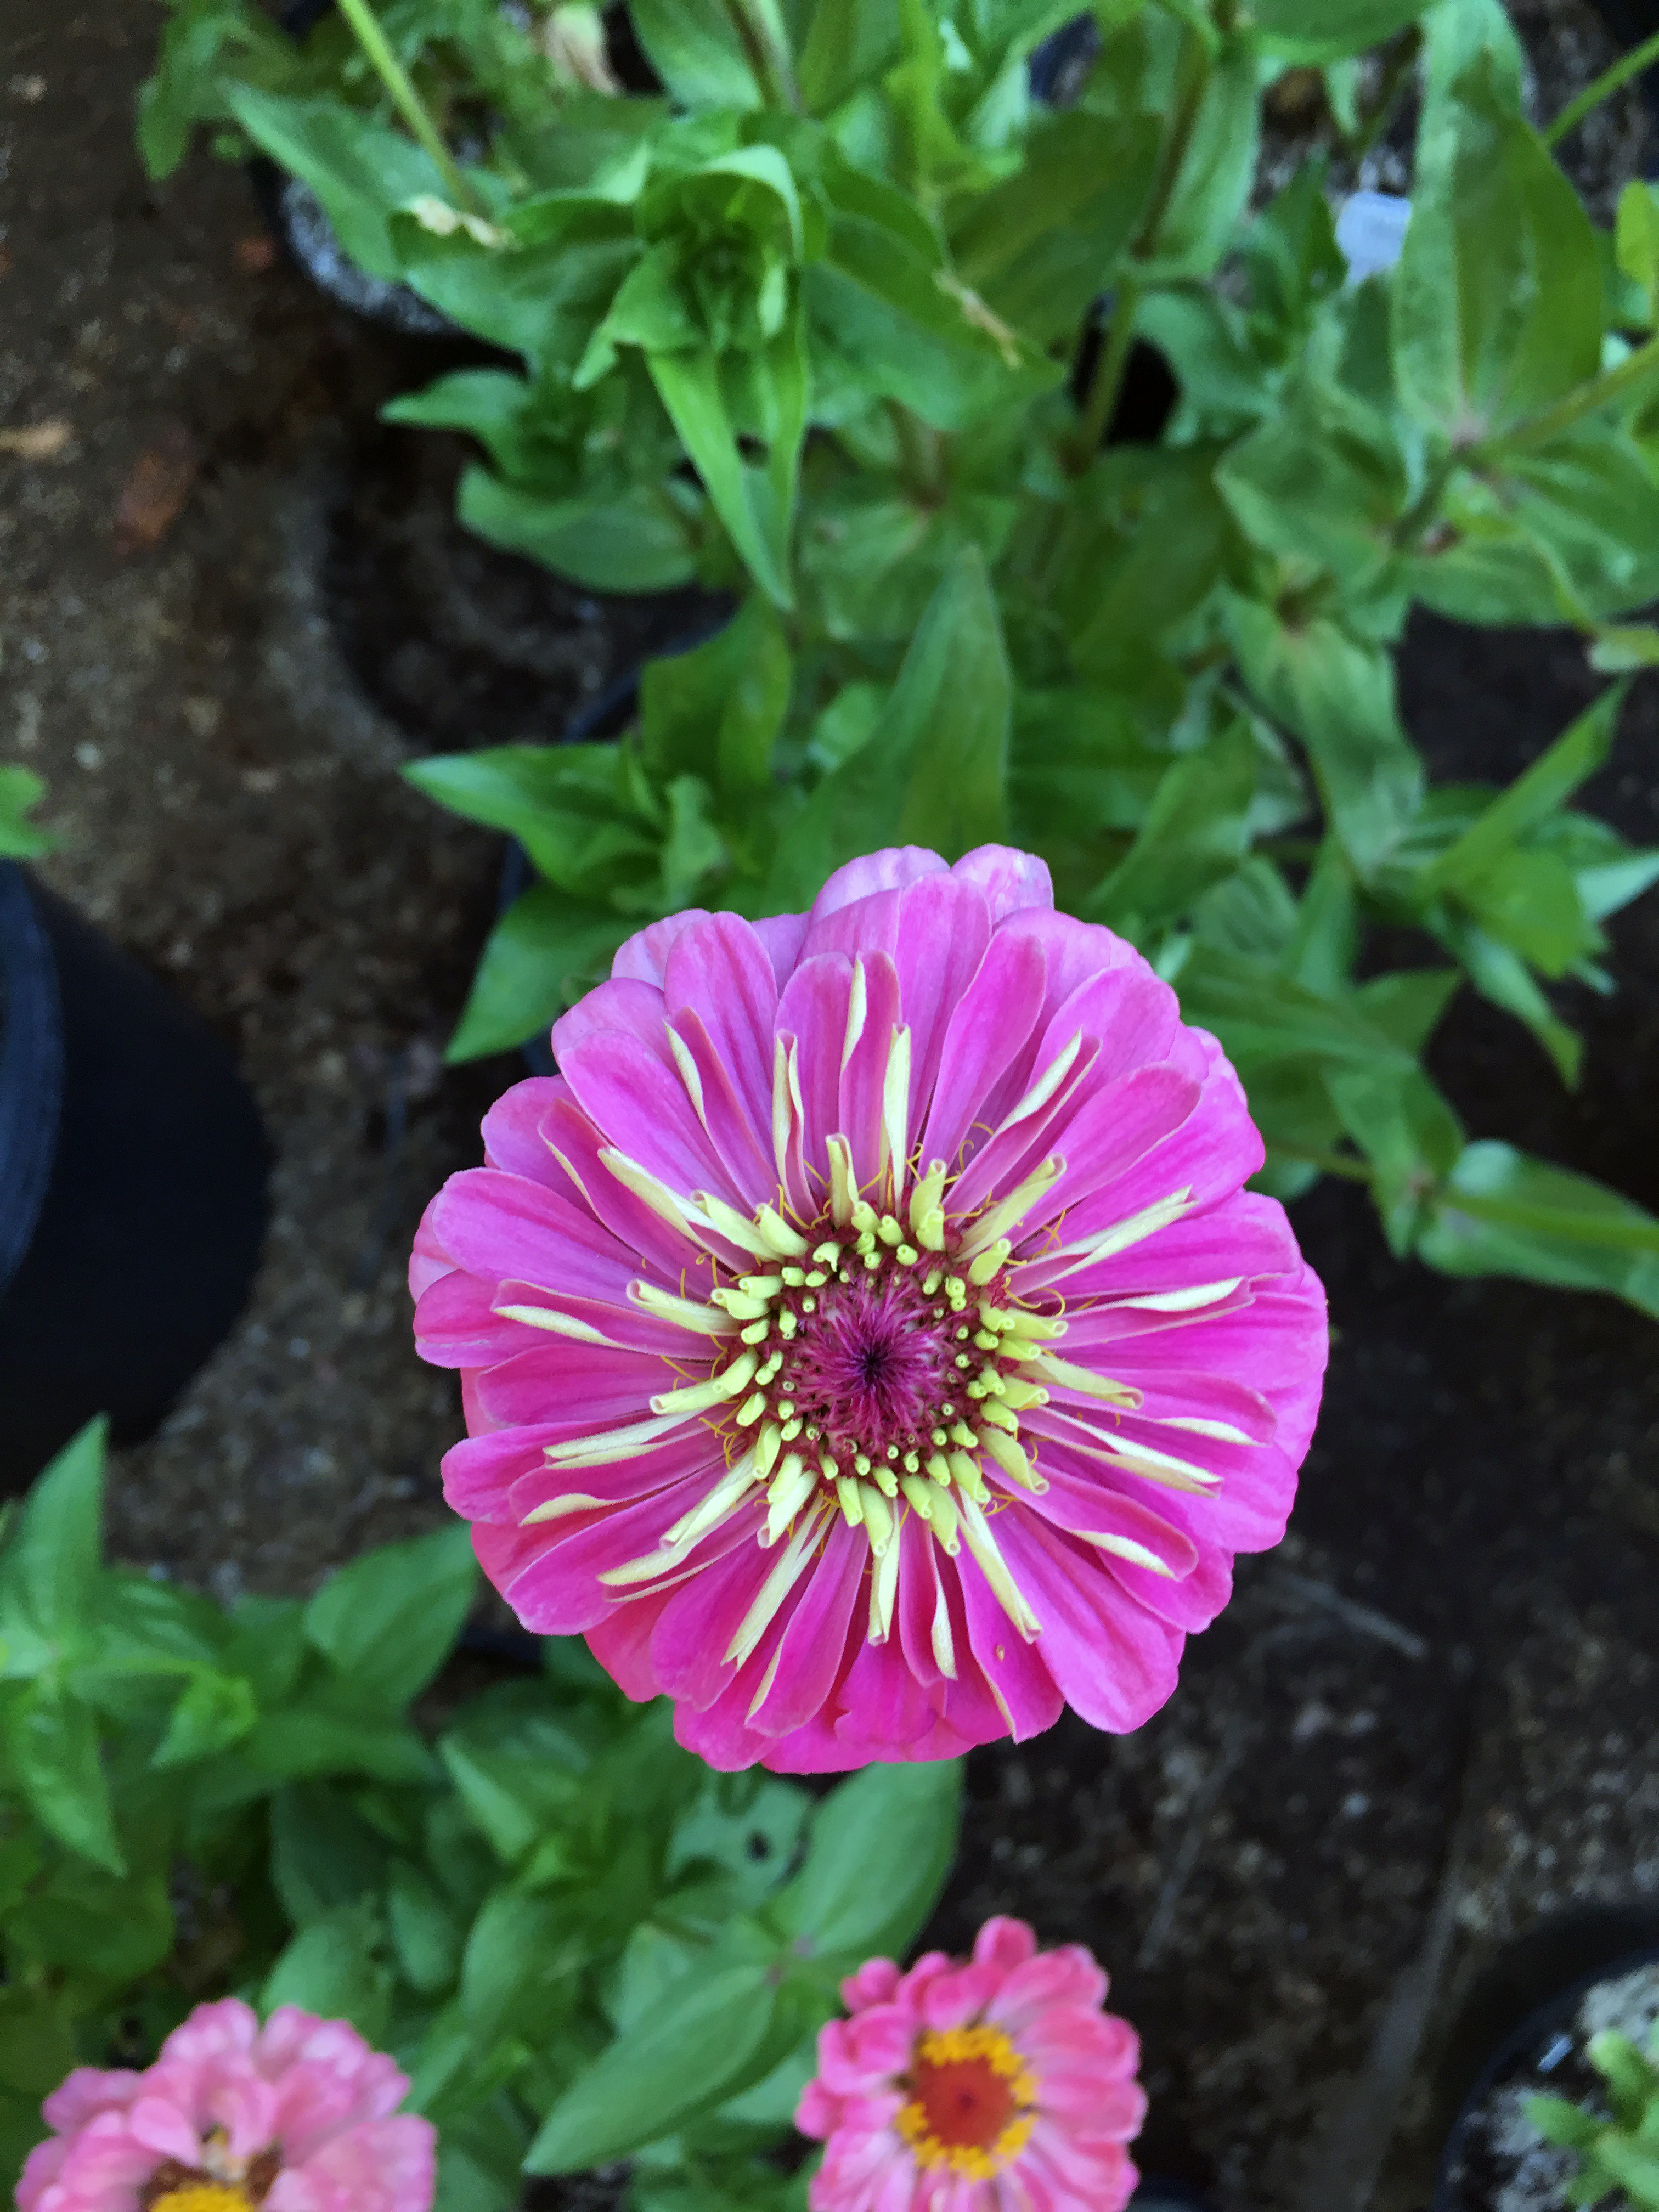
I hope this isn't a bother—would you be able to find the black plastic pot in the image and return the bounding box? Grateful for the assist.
[0,867,271,1491]
[1432,1920,1659,2212]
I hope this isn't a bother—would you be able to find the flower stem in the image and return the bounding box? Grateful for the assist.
[1543,27,1659,151]
[1071,273,1144,467]
[333,0,484,214]
[1472,330,1659,459]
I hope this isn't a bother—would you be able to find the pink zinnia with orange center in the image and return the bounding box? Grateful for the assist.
[16,1997,435,2212]
[412,844,1328,1770]
[797,1915,1145,2210]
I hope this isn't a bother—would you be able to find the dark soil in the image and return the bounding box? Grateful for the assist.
[4,8,1659,2212]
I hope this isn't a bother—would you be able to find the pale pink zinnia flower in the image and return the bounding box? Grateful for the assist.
[797,1915,1145,2210]
[16,1997,436,2212]
[412,844,1328,1771]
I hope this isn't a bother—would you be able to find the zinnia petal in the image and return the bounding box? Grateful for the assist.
[797,1915,1142,2212]
[18,1999,434,2212]
[411,844,1329,1771]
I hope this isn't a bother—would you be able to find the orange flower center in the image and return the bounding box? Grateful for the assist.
[895,2023,1039,2179]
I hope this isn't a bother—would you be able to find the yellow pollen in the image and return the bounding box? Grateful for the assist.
[149,2188,253,2212]
[895,2023,1039,2181]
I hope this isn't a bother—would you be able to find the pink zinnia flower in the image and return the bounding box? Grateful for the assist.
[413,844,1328,1771]
[16,1998,436,2212]
[797,1915,1145,2210]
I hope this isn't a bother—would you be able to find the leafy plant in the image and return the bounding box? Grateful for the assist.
[0,767,54,861]
[140,0,1659,1322]
[1530,2018,1659,2207]
[0,1421,961,2209]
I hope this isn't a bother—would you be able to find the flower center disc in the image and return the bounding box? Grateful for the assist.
[148,2189,251,2212]
[896,2024,1037,2177]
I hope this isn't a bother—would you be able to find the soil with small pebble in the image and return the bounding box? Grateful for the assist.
[3,7,1659,2211]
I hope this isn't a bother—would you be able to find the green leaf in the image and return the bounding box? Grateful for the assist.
[305,1522,478,1711]
[667,1771,811,1908]
[1246,0,1427,63]
[459,466,699,594]
[797,0,902,112]
[237,1686,436,1790]
[772,1760,962,1966]
[459,1888,585,2041]
[222,87,452,283]
[628,0,772,108]
[1327,1062,1464,1255]
[0,1990,77,2098]
[1087,722,1258,934]
[1218,374,1408,589]
[151,1669,257,1769]
[442,884,631,1064]
[0,766,55,859]
[4,1415,106,1639]
[261,1901,394,2044]
[1616,181,1659,321]
[648,325,806,610]
[1393,60,1601,439]
[1152,36,1261,280]
[390,201,639,364]
[1416,1142,1659,1316]
[1416,684,1627,896]
[270,1780,393,1927]
[527,1957,783,2172]
[1427,911,1582,1082]
[950,109,1160,346]
[389,1858,466,1995]
[639,601,791,801]
[770,548,1009,901]
[1226,601,1423,874]
[8,1681,123,1873]
[9,1860,172,1982]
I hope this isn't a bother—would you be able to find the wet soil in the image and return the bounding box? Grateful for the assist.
[4,7,1659,2212]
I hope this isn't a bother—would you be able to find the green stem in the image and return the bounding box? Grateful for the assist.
[1064,25,1211,475]
[1071,274,1144,470]
[721,0,800,111]
[334,0,484,213]
[1344,27,1421,166]
[1472,330,1659,460]
[1543,27,1659,150]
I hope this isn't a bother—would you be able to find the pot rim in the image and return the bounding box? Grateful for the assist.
[0,864,64,1304]
[1432,1939,1659,2212]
